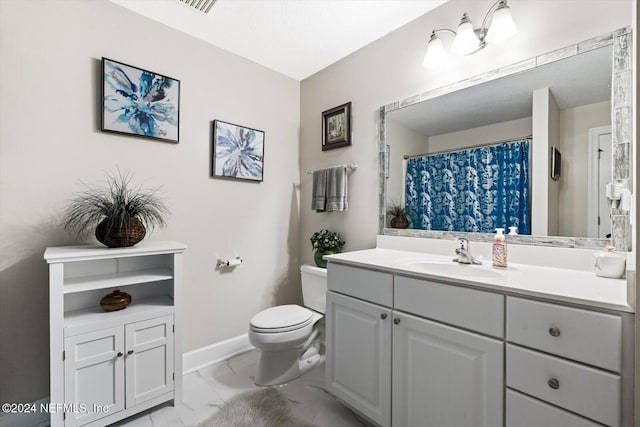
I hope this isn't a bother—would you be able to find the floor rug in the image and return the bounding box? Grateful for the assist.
[198,388,317,427]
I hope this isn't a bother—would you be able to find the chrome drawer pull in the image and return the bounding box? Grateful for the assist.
[548,378,560,390]
[380,313,387,320]
[548,326,561,337]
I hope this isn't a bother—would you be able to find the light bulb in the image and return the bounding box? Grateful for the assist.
[423,32,448,69]
[451,13,481,56]
[486,1,517,44]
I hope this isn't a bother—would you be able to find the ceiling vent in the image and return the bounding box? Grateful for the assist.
[178,0,217,14]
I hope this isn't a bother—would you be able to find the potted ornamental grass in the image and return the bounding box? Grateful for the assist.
[310,229,345,268]
[386,200,413,229]
[63,170,168,248]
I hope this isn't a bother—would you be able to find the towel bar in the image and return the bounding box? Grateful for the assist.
[307,164,358,175]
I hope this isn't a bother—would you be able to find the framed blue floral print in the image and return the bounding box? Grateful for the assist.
[212,120,265,182]
[102,58,180,143]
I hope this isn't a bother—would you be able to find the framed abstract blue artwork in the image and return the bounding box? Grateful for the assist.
[102,58,180,143]
[212,120,265,182]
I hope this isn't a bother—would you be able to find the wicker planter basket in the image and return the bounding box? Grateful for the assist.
[95,216,146,248]
[390,216,409,229]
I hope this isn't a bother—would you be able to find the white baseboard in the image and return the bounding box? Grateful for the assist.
[0,397,50,427]
[183,333,252,374]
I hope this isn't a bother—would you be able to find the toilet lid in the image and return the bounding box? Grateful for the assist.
[250,305,313,332]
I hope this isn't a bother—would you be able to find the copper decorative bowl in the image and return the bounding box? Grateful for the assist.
[100,290,132,312]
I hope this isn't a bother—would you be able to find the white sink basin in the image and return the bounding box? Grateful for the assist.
[407,261,504,279]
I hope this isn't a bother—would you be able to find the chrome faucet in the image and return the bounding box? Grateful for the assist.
[453,237,482,265]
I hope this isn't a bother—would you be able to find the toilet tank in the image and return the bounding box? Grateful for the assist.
[300,264,327,314]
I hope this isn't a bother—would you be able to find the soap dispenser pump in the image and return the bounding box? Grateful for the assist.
[492,228,507,269]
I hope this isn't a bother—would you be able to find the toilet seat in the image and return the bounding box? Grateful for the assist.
[250,304,314,333]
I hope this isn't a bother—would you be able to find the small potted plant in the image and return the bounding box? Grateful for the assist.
[310,229,345,268]
[386,200,410,229]
[63,170,168,248]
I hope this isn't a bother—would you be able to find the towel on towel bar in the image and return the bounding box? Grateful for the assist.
[311,166,348,212]
[311,169,328,212]
[327,166,348,211]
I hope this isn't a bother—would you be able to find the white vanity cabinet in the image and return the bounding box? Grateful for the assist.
[392,275,504,427]
[505,296,631,427]
[326,259,633,427]
[391,311,503,427]
[326,264,504,427]
[326,264,393,427]
[45,241,186,427]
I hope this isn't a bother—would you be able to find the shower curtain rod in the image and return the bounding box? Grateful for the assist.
[403,135,533,160]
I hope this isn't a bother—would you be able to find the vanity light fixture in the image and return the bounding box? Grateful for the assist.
[423,0,517,69]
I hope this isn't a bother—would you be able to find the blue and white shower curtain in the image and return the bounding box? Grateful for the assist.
[405,140,530,234]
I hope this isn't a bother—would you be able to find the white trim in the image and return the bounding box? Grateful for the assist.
[587,126,612,238]
[182,333,252,374]
[0,397,49,427]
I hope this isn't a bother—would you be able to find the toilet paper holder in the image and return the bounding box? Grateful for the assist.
[217,257,243,268]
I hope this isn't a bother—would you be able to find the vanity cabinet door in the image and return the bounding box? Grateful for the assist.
[125,315,174,407]
[64,327,125,427]
[392,311,503,427]
[326,291,392,427]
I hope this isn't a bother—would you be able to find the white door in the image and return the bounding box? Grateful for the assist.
[325,291,392,427]
[64,327,124,427]
[125,315,174,407]
[588,126,612,238]
[392,312,504,427]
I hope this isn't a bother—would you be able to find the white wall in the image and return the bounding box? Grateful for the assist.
[531,88,560,235]
[385,120,429,205]
[427,117,532,152]
[0,0,300,403]
[299,0,632,266]
[558,100,611,237]
[548,91,561,236]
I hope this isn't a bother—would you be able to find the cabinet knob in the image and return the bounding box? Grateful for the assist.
[127,350,134,355]
[116,352,123,358]
[393,318,401,325]
[380,313,387,320]
[548,327,561,337]
[548,378,560,390]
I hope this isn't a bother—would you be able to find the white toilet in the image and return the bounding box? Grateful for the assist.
[249,264,327,386]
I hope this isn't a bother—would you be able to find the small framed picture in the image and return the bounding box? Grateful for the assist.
[212,120,265,182]
[322,102,351,151]
[102,58,180,143]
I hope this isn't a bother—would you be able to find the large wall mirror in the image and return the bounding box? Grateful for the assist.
[379,27,632,250]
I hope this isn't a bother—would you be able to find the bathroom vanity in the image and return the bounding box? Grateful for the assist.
[325,248,634,427]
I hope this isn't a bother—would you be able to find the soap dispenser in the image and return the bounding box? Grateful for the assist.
[492,228,507,269]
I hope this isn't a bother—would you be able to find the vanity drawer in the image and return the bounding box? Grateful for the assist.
[506,389,602,427]
[394,275,504,338]
[506,297,622,372]
[506,344,620,427]
[327,263,393,307]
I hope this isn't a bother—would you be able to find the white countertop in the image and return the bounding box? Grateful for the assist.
[325,248,633,313]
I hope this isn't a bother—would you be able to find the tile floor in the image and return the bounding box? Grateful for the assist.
[115,350,368,427]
